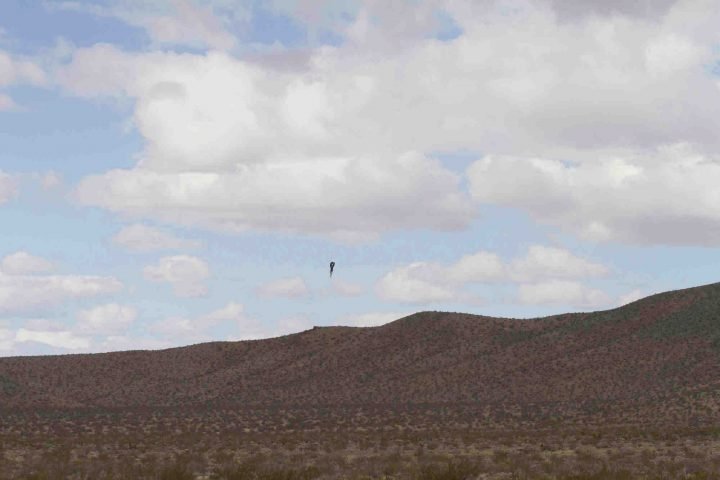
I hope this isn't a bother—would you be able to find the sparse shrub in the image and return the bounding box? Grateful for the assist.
[158,461,194,480]
[554,468,635,480]
[212,462,320,480]
[416,460,481,480]
[212,461,260,480]
[259,466,320,480]
[20,473,50,480]
[492,448,510,465]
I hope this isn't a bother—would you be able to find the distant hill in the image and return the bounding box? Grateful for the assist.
[2,282,720,423]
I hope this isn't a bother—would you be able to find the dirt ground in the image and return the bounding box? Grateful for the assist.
[2,405,720,479]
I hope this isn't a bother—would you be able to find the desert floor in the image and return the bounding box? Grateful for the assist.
[2,405,720,479]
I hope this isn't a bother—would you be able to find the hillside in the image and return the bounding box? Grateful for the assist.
[2,281,720,421]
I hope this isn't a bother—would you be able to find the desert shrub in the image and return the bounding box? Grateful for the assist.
[416,460,481,480]
[212,462,260,480]
[555,468,635,480]
[686,473,720,480]
[157,461,194,480]
[492,448,510,465]
[259,466,320,480]
[212,462,321,480]
[20,474,50,480]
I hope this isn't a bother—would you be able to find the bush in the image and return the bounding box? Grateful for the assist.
[416,460,481,480]
[212,462,321,480]
[158,462,194,480]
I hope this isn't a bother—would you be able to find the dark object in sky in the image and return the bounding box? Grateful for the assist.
[330,261,335,277]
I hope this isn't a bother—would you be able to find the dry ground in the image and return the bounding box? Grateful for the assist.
[2,406,720,479]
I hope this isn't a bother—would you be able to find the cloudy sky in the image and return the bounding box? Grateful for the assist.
[1,0,720,356]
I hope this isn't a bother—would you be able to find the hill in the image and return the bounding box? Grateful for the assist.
[1,281,720,423]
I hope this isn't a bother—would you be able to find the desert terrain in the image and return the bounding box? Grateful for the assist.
[2,282,720,479]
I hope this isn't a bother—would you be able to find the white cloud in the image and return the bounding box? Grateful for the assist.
[446,251,506,283]
[0,93,18,111]
[331,279,364,296]
[0,48,46,110]
[144,0,237,50]
[40,171,63,190]
[149,317,204,340]
[376,262,458,304]
[0,171,18,204]
[517,280,611,307]
[645,33,706,77]
[509,245,608,281]
[617,289,645,306]
[95,335,172,352]
[545,0,678,20]
[0,326,14,351]
[51,0,238,51]
[154,311,313,342]
[376,245,609,304]
[207,301,245,321]
[58,1,720,246]
[467,145,720,245]
[56,44,135,97]
[76,303,137,335]
[150,301,264,342]
[60,45,472,240]
[0,49,46,87]
[4,300,260,354]
[0,272,123,314]
[0,318,76,355]
[1,251,54,275]
[338,311,408,327]
[1,324,171,354]
[73,154,471,241]
[256,276,309,299]
[201,302,258,334]
[113,224,202,252]
[23,318,65,331]
[143,255,209,297]
[15,328,90,350]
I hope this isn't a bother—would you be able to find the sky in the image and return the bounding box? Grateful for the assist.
[1,0,720,356]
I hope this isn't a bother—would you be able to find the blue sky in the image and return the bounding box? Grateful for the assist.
[1,0,720,355]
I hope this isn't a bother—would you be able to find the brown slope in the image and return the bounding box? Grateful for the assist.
[1,281,720,413]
